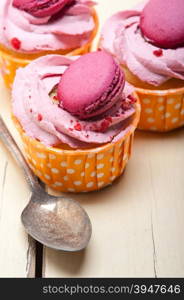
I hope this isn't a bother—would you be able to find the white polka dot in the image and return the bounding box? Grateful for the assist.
[44,174,51,180]
[49,154,56,159]
[47,163,51,168]
[157,97,164,103]
[174,103,181,110]
[145,108,153,114]
[88,153,95,158]
[51,168,59,174]
[181,109,184,115]
[97,154,104,160]
[61,161,67,167]
[147,117,155,123]
[67,188,75,192]
[81,172,85,177]
[98,181,105,187]
[165,112,171,118]
[64,176,68,181]
[158,106,164,111]
[172,117,179,123]
[90,171,96,177]
[109,157,114,162]
[86,182,94,188]
[97,163,104,169]
[85,163,90,168]
[74,159,82,165]
[123,153,128,161]
[143,98,151,104]
[74,181,82,186]
[36,152,46,159]
[111,167,115,173]
[167,98,174,104]
[67,169,75,174]
[54,182,63,187]
[110,175,116,181]
[97,173,104,178]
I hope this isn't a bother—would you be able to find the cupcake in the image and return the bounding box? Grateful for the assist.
[100,0,184,132]
[12,51,140,193]
[0,0,98,88]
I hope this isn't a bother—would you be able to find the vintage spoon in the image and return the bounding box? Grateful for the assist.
[0,116,92,251]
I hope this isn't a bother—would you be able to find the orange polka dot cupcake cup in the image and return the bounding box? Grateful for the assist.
[0,9,98,89]
[136,87,184,132]
[13,99,140,193]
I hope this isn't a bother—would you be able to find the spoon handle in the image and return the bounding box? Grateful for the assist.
[0,116,41,191]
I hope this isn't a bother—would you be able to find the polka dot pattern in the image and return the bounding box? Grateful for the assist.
[13,96,140,193]
[137,88,184,131]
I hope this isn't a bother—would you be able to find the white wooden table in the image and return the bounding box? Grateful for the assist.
[0,0,184,278]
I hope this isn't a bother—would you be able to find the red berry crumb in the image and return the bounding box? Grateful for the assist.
[11,38,21,50]
[37,114,43,121]
[100,120,110,132]
[30,109,32,113]
[69,128,73,131]
[153,49,163,57]
[74,123,82,131]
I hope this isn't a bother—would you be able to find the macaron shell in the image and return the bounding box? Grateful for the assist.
[13,0,73,18]
[58,51,125,119]
[140,0,184,48]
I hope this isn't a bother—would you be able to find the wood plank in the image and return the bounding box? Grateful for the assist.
[0,78,36,277]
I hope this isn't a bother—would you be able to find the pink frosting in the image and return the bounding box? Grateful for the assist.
[12,55,136,149]
[100,1,184,86]
[0,0,96,53]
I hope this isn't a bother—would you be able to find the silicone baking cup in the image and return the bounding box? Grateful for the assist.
[13,98,140,193]
[136,87,184,132]
[0,9,98,89]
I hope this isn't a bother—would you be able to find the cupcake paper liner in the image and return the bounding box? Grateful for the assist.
[13,98,140,193]
[0,9,99,89]
[136,87,184,132]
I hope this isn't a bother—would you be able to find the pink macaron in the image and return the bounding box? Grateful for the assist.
[13,0,73,18]
[57,51,125,120]
[140,0,184,49]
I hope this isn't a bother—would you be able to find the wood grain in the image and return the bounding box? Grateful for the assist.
[0,0,184,278]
